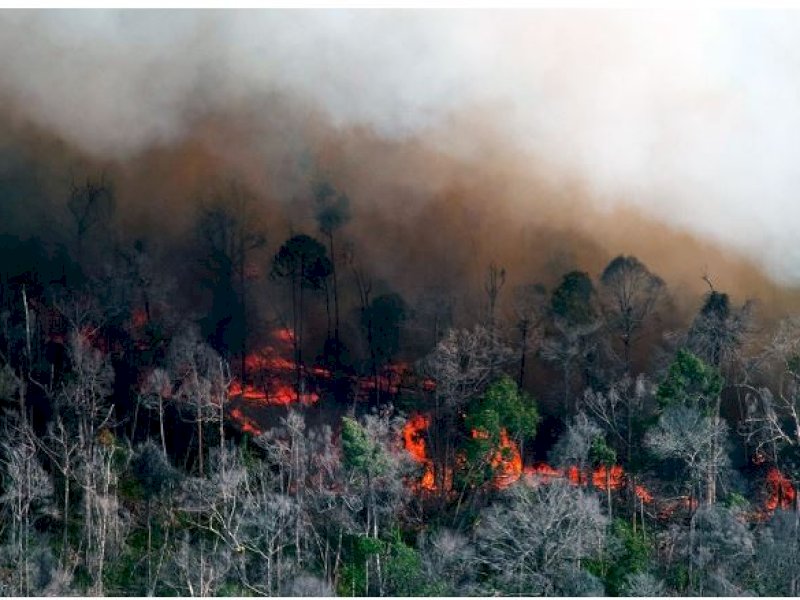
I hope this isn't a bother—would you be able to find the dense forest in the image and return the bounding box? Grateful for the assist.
[0,167,798,598]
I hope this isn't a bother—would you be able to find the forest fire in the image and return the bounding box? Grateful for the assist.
[402,413,436,491]
[491,429,523,488]
[466,427,523,488]
[403,414,648,496]
[229,407,263,436]
[522,462,642,495]
[228,328,323,407]
[764,466,796,511]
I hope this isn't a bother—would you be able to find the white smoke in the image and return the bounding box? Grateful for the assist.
[2,10,800,281]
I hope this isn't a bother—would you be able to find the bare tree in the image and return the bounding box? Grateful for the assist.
[0,419,54,595]
[314,181,351,359]
[418,529,476,595]
[421,325,512,412]
[66,176,115,272]
[599,255,664,374]
[541,319,602,416]
[646,405,731,507]
[581,374,655,462]
[688,282,754,381]
[484,262,506,332]
[474,481,608,595]
[741,316,800,508]
[169,533,232,597]
[140,368,173,456]
[167,327,231,476]
[753,509,800,596]
[664,504,754,595]
[420,326,512,494]
[196,183,267,379]
[511,282,547,387]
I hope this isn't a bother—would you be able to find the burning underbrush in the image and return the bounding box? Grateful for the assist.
[228,328,324,408]
[399,412,795,520]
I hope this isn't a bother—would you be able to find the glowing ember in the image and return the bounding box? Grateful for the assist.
[523,462,654,504]
[523,462,562,481]
[229,380,319,406]
[130,308,148,329]
[229,407,262,436]
[274,328,295,344]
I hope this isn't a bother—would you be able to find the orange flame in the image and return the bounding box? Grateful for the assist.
[523,462,654,503]
[492,429,523,488]
[229,407,262,436]
[402,413,436,491]
[765,467,796,511]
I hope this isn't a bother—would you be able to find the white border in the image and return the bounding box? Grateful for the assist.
[5,1,800,10]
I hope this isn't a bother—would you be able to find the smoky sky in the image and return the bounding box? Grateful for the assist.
[2,10,800,284]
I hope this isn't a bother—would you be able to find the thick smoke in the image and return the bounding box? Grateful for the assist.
[1,9,799,305]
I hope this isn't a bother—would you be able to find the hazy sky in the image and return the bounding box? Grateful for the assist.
[2,10,800,282]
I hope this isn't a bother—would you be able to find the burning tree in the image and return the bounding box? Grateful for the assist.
[741,316,800,512]
[459,376,539,490]
[419,325,512,493]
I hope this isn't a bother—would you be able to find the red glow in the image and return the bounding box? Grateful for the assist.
[273,327,295,344]
[635,484,654,503]
[131,308,148,329]
[226,327,326,436]
[229,407,262,436]
[229,380,319,406]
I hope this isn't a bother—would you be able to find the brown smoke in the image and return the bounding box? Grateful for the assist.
[2,91,798,335]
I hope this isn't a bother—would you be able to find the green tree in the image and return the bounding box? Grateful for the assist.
[543,271,601,415]
[551,270,597,326]
[656,349,723,414]
[460,376,539,488]
[591,436,618,519]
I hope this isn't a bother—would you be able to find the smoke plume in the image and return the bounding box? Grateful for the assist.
[1,9,799,315]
